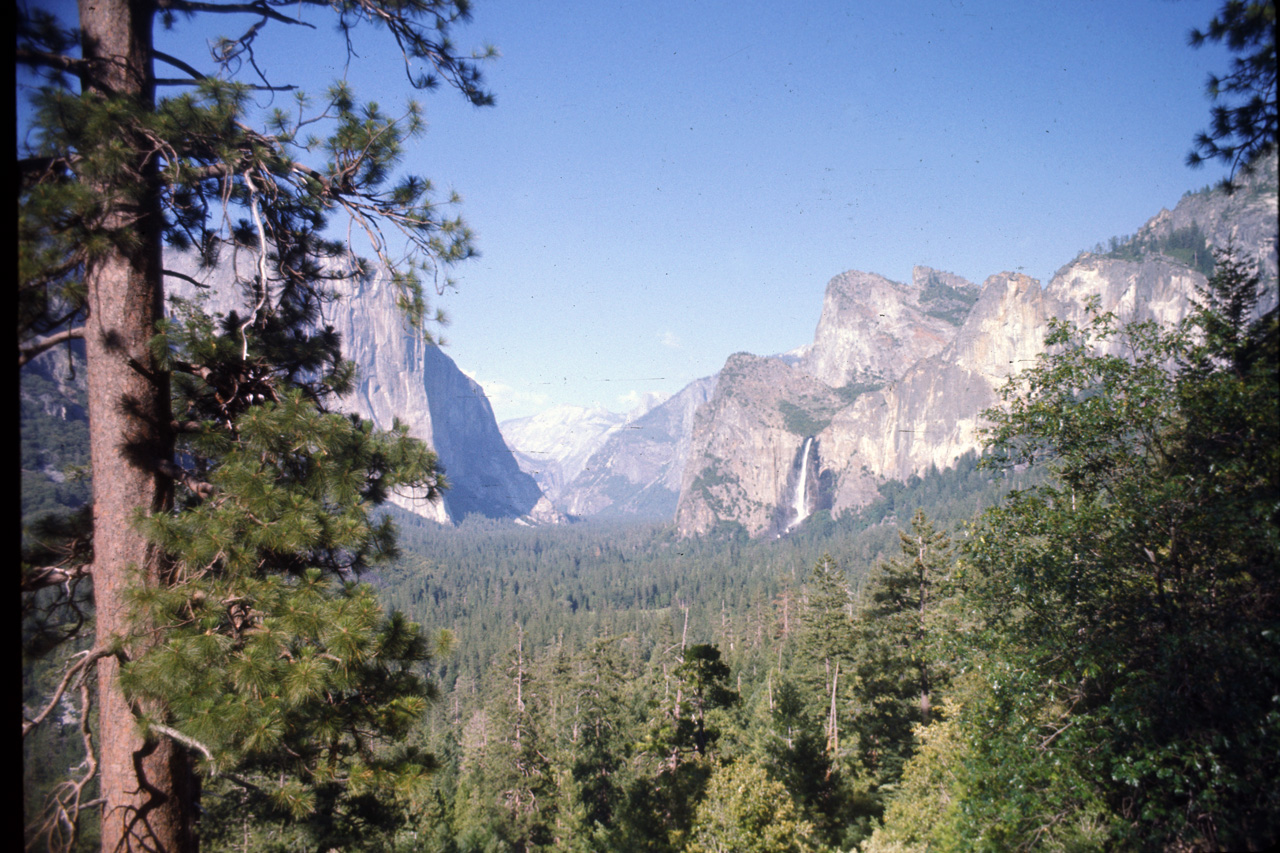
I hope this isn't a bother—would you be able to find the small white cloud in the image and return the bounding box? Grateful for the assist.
[617,389,670,417]
[465,374,549,421]
[617,389,645,409]
[659,330,682,349]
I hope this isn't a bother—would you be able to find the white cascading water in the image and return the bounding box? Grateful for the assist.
[789,437,814,530]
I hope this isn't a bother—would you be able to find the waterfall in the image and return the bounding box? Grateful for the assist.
[789,437,814,530]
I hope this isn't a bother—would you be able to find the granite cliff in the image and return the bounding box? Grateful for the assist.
[673,158,1278,537]
[502,379,717,519]
[801,268,978,388]
[167,254,555,525]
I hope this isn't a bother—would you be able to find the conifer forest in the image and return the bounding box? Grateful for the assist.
[18,0,1279,851]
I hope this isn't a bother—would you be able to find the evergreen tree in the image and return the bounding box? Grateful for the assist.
[853,510,956,785]
[453,625,557,852]
[554,637,634,848]
[1187,0,1277,183]
[621,644,739,853]
[787,555,881,850]
[955,254,1280,850]
[795,553,857,761]
[17,1,493,850]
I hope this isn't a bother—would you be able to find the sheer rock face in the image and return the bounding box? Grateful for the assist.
[800,270,972,388]
[673,163,1278,537]
[559,376,718,519]
[675,355,845,537]
[813,271,1055,518]
[167,254,549,525]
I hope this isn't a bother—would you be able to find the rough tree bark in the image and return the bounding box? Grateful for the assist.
[77,0,195,848]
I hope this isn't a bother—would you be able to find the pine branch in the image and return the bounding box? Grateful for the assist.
[16,48,88,74]
[158,0,316,29]
[19,326,85,367]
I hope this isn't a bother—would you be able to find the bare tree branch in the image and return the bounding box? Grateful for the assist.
[19,327,85,367]
[158,0,315,28]
[151,723,215,762]
[21,563,93,594]
[32,676,102,853]
[22,648,111,737]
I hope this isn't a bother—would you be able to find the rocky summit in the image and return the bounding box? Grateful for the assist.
[670,155,1277,537]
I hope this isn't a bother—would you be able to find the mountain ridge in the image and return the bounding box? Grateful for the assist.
[667,155,1277,536]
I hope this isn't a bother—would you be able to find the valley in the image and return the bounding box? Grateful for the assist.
[21,149,1278,853]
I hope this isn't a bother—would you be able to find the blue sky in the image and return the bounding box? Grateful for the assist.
[19,0,1236,421]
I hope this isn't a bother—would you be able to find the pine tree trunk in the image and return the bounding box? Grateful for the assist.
[78,0,195,848]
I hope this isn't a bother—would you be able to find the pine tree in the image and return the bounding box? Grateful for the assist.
[1186,0,1277,184]
[794,554,856,760]
[18,2,494,850]
[856,510,955,734]
[453,625,556,852]
[622,644,739,853]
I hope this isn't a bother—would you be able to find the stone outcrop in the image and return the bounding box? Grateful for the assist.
[561,376,717,519]
[1127,151,1278,284]
[672,163,1277,537]
[166,252,552,525]
[800,270,976,388]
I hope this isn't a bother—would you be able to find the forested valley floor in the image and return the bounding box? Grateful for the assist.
[297,453,1034,852]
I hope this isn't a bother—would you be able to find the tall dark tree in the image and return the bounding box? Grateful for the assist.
[854,509,955,779]
[17,1,493,850]
[794,554,856,763]
[1187,0,1277,183]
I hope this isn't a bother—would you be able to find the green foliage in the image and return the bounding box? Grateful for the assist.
[365,454,1057,850]
[779,400,832,436]
[951,253,1280,850]
[117,384,445,845]
[686,759,822,853]
[1187,0,1278,184]
[860,699,968,853]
